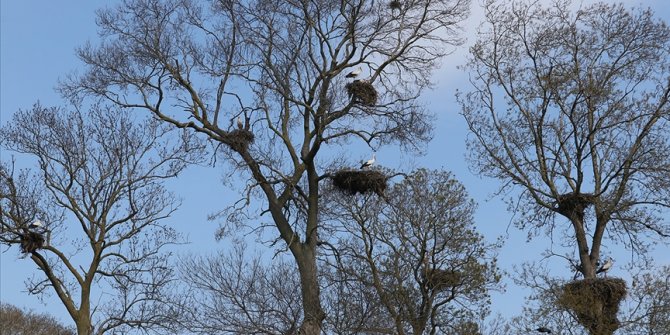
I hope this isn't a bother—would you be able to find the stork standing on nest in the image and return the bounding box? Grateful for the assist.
[29,219,42,229]
[360,153,376,169]
[345,66,362,79]
[597,257,613,277]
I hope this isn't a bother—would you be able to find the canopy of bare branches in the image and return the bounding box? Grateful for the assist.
[459,0,670,279]
[58,1,472,333]
[0,104,202,334]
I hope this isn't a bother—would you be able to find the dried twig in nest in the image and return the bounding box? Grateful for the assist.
[555,192,595,219]
[389,0,402,10]
[345,80,378,106]
[332,169,387,196]
[20,231,45,253]
[225,129,255,152]
[557,278,627,334]
[425,269,461,291]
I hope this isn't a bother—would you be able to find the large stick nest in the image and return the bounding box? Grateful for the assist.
[557,278,626,333]
[424,269,461,291]
[389,0,402,10]
[555,192,595,218]
[345,80,378,106]
[20,231,45,253]
[332,169,387,196]
[225,129,255,152]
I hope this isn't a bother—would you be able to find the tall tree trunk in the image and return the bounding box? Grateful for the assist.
[295,245,325,335]
[74,312,92,335]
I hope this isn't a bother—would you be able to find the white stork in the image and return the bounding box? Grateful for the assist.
[345,67,362,78]
[360,153,376,169]
[29,219,43,229]
[597,257,613,276]
[237,116,244,129]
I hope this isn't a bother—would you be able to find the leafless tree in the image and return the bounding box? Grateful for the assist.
[178,242,396,335]
[61,0,471,333]
[618,265,670,335]
[176,169,498,335]
[323,169,501,334]
[0,303,75,335]
[0,104,201,335]
[494,262,670,335]
[178,245,303,335]
[458,1,670,333]
[459,0,670,290]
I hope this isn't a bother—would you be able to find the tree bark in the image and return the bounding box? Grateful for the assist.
[295,245,325,335]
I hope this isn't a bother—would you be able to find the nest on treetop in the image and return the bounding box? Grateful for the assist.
[555,192,595,218]
[424,269,461,291]
[389,0,402,10]
[557,278,626,333]
[20,231,45,253]
[225,129,254,152]
[345,80,378,106]
[332,169,387,196]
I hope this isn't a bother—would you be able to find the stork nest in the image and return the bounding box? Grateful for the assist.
[332,169,387,196]
[225,129,255,152]
[555,192,595,218]
[389,0,402,10]
[424,269,461,291]
[557,278,626,334]
[345,80,378,106]
[20,231,45,253]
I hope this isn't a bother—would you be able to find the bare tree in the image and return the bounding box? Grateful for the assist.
[61,0,471,333]
[324,169,501,335]
[458,1,670,333]
[0,303,75,335]
[178,243,394,335]
[178,245,303,335]
[620,265,670,335]
[460,0,670,278]
[176,169,498,335]
[0,104,201,335]
[494,262,670,335]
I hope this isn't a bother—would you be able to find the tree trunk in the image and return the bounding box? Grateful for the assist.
[570,216,596,279]
[567,215,621,335]
[74,313,92,335]
[295,245,325,335]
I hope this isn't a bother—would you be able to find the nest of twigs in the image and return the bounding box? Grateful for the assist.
[425,269,461,291]
[226,129,255,152]
[345,80,378,106]
[555,192,595,219]
[20,231,45,253]
[332,169,387,196]
[557,278,626,334]
[389,0,402,10]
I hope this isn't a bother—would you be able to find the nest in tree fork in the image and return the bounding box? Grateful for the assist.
[389,0,402,10]
[424,269,461,291]
[332,169,387,196]
[555,192,595,219]
[225,129,254,151]
[557,278,627,333]
[20,231,45,253]
[345,80,378,106]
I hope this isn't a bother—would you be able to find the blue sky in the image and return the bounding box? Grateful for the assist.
[1,0,669,329]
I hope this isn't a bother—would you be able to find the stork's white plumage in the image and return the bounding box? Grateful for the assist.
[598,257,613,275]
[237,116,244,129]
[345,67,362,78]
[29,220,42,229]
[360,153,376,169]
